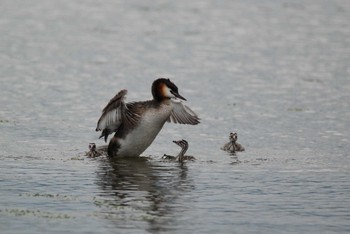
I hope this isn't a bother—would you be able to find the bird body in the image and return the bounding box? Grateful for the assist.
[96,78,200,157]
[86,143,103,158]
[221,132,245,153]
[111,100,172,157]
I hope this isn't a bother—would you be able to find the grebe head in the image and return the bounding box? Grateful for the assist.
[152,78,186,101]
[229,132,238,142]
[172,139,189,148]
[89,143,96,151]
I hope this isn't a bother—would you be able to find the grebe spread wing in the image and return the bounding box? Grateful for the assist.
[167,100,200,125]
[96,89,140,142]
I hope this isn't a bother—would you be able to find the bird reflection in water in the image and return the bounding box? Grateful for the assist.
[94,157,194,232]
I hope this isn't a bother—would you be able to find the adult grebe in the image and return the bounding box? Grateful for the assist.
[96,78,200,157]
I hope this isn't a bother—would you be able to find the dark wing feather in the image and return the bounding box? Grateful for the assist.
[167,100,200,125]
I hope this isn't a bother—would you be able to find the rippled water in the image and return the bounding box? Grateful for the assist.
[1,0,350,233]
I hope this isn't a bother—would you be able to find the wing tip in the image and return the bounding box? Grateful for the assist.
[119,89,128,95]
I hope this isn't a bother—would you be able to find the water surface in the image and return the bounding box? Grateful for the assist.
[1,0,350,233]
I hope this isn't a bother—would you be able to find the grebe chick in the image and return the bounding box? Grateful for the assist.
[96,78,200,158]
[174,139,196,162]
[86,143,102,158]
[163,139,195,162]
[221,132,245,153]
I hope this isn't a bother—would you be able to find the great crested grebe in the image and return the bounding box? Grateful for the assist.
[96,78,200,157]
[86,143,103,158]
[163,139,195,162]
[221,132,245,153]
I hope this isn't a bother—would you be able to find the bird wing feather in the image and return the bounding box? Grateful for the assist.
[96,89,140,141]
[167,100,200,125]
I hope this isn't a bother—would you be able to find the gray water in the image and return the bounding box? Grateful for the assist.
[1,0,350,233]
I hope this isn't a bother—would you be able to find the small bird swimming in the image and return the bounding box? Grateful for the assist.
[163,139,195,162]
[96,78,200,157]
[221,132,245,153]
[86,143,103,158]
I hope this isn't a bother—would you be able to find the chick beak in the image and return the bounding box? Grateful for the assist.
[171,90,187,101]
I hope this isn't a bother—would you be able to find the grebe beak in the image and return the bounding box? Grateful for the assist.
[171,90,187,101]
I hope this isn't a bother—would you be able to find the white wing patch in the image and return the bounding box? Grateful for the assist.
[96,108,118,131]
[96,89,140,142]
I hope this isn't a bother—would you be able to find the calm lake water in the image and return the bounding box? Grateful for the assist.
[1,0,350,233]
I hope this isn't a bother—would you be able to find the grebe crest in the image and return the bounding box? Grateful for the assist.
[152,78,186,101]
[96,78,200,158]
